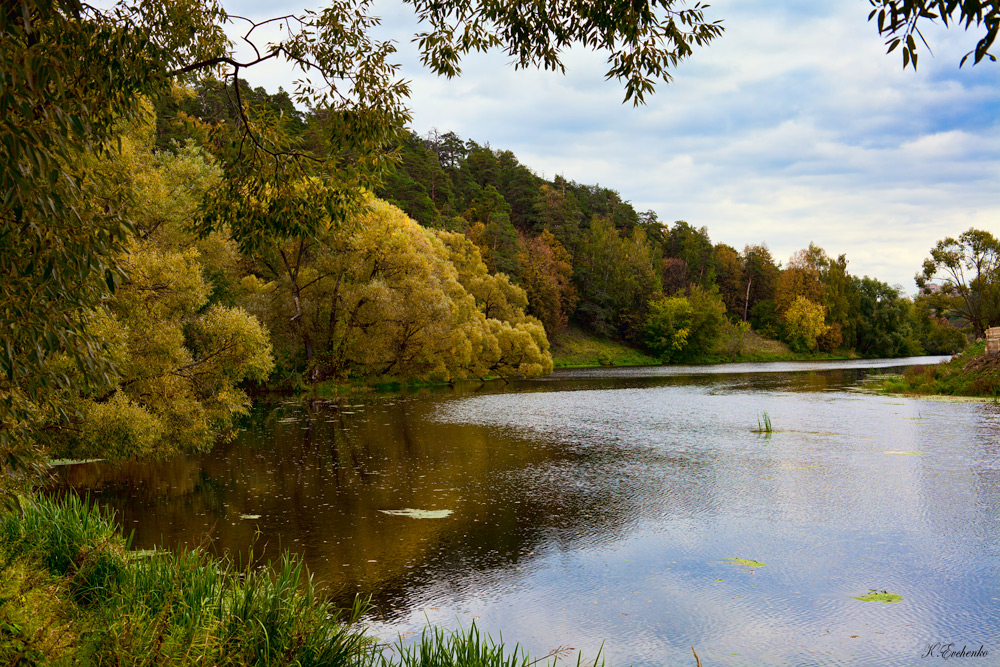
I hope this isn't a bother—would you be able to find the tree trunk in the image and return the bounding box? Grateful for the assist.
[743,275,753,322]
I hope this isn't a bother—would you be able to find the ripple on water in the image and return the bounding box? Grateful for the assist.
[57,359,1000,667]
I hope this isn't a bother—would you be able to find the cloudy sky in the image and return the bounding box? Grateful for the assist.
[229,0,999,292]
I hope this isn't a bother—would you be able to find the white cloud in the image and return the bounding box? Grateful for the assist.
[225,0,1000,292]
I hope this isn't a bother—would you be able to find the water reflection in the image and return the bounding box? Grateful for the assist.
[57,357,1000,666]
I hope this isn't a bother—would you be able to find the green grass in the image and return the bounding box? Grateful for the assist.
[0,493,381,666]
[382,623,604,667]
[698,328,857,364]
[874,341,998,398]
[0,494,607,667]
[549,327,659,368]
[550,325,856,369]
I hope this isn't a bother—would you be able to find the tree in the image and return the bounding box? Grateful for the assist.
[714,244,745,319]
[782,297,828,353]
[912,296,967,354]
[741,244,780,325]
[467,186,523,279]
[776,249,825,314]
[868,0,999,69]
[247,199,552,383]
[644,296,693,363]
[534,181,584,260]
[410,0,723,104]
[52,118,274,459]
[916,228,1000,338]
[3,0,716,487]
[576,217,661,340]
[519,231,578,334]
[853,277,920,357]
[665,221,715,289]
[643,285,725,363]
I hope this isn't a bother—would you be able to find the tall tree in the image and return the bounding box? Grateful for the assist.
[714,244,745,319]
[665,221,715,288]
[916,228,1000,338]
[741,244,780,324]
[519,231,578,334]
[852,277,919,357]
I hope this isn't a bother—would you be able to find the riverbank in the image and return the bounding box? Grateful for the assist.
[871,341,998,397]
[548,326,857,369]
[0,494,599,667]
[258,328,863,396]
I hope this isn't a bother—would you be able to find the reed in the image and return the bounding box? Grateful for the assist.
[0,493,377,666]
[0,494,606,667]
[753,411,773,435]
[382,623,604,667]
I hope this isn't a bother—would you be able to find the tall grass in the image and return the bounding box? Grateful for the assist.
[383,623,604,667]
[0,493,377,666]
[0,494,611,667]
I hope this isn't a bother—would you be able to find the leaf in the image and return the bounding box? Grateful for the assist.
[379,508,453,519]
[723,557,766,568]
[851,590,902,603]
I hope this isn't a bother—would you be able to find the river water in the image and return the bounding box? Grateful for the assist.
[57,357,1000,666]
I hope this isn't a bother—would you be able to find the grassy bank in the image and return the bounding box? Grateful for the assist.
[550,326,856,369]
[874,341,996,397]
[698,329,858,364]
[0,494,602,667]
[549,328,659,368]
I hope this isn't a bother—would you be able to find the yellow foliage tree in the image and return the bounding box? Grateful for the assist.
[782,296,828,353]
[54,118,274,459]
[248,198,552,383]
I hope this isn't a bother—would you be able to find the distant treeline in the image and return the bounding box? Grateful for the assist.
[373,130,967,361]
[154,79,969,370]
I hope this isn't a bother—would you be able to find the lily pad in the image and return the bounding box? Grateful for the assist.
[379,508,453,519]
[48,458,103,467]
[851,590,902,603]
[239,514,262,520]
[723,557,766,568]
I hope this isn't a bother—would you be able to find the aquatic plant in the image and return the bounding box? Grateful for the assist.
[850,589,902,603]
[752,411,773,435]
[723,557,766,569]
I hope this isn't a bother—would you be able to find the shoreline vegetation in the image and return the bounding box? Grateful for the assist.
[868,341,1000,398]
[4,4,995,665]
[0,494,604,667]
[277,327,863,396]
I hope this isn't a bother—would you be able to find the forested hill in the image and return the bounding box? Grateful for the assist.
[154,81,968,369]
[373,128,967,360]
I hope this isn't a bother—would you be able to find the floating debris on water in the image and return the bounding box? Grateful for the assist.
[48,459,103,466]
[379,508,454,519]
[851,589,902,603]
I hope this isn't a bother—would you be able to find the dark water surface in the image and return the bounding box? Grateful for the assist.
[58,357,1000,666]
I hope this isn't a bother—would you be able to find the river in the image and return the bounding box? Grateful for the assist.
[57,356,1000,666]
